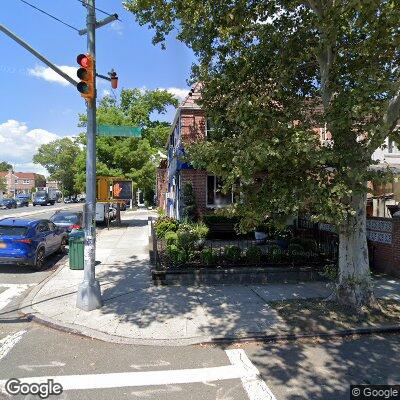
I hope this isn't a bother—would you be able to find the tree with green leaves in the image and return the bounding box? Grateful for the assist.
[0,177,7,193]
[33,138,82,197]
[0,161,12,172]
[127,0,400,309]
[78,88,178,204]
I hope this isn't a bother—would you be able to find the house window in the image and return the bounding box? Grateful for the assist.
[207,175,233,207]
[22,179,30,184]
[205,119,215,139]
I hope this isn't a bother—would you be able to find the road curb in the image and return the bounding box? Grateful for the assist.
[19,270,400,346]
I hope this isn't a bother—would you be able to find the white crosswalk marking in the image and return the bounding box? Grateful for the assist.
[0,349,277,399]
[0,331,27,362]
[0,284,31,312]
[226,349,277,400]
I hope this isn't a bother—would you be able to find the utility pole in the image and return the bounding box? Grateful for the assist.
[76,0,102,311]
[1,1,117,312]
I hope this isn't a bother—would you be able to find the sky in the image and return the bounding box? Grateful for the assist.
[0,0,196,175]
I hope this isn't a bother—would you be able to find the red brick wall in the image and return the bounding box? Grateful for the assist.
[156,168,168,211]
[180,169,208,216]
[368,217,400,278]
[180,109,206,145]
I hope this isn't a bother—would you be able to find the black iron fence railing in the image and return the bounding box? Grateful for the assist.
[151,218,339,270]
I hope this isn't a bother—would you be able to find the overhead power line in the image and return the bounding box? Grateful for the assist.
[18,0,80,32]
[76,0,122,21]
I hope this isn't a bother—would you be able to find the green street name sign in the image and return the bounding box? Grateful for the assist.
[97,124,142,137]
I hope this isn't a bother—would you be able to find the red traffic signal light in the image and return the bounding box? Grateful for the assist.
[76,54,94,101]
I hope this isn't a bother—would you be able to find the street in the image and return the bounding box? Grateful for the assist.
[0,207,398,399]
[0,309,399,400]
[0,203,83,221]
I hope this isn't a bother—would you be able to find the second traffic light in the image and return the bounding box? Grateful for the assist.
[76,53,94,101]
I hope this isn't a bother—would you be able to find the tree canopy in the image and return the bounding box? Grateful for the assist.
[33,138,82,197]
[77,88,178,203]
[0,161,12,172]
[126,0,400,308]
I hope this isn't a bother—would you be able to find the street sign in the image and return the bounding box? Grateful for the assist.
[97,124,141,137]
[112,180,133,200]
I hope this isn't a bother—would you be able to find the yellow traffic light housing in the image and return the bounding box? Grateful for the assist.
[76,53,94,102]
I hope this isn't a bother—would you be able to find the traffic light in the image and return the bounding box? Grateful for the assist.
[76,53,94,101]
[109,70,118,89]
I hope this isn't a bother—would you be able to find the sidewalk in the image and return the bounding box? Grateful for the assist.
[21,210,400,346]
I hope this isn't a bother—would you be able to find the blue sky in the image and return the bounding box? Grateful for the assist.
[0,0,195,174]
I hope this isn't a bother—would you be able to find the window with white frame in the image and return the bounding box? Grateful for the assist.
[22,179,30,184]
[207,175,233,207]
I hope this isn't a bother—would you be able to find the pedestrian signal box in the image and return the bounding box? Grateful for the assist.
[112,181,132,200]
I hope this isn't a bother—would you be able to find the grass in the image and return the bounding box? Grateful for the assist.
[269,298,400,334]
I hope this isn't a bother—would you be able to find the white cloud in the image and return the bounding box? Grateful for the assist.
[0,120,64,174]
[14,162,49,177]
[102,89,111,97]
[27,65,77,86]
[110,21,123,36]
[163,87,189,100]
[133,86,189,101]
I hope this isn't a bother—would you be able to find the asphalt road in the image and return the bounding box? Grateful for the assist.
[0,205,399,399]
[0,203,84,221]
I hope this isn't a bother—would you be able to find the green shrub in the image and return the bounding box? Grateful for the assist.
[177,229,197,251]
[267,244,284,263]
[200,248,218,265]
[166,244,189,265]
[192,222,209,239]
[223,245,242,262]
[164,231,178,245]
[155,217,179,238]
[245,246,263,263]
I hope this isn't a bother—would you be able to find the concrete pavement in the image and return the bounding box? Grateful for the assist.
[20,210,400,346]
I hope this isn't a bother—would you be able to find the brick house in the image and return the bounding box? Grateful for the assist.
[157,83,400,220]
[0,171,46,196]
[156,83,235,219]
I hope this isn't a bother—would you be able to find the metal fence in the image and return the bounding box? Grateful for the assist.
[151,218,338,270]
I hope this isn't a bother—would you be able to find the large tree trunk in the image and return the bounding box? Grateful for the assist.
[336,192,375,309]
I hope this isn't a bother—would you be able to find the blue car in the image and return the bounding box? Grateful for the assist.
[0,218,68,270]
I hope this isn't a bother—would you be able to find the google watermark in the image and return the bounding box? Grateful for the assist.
[5,378,63,399]
[351,385,400,400]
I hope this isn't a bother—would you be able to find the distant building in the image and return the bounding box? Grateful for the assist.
[0,171,46,196]
[46,181,61,190]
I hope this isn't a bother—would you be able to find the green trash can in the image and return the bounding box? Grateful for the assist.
[69,230,85,270]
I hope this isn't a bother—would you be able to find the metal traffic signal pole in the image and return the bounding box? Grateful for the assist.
[76,0,102,311]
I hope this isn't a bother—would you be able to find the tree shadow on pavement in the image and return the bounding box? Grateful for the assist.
[245,333,400,400]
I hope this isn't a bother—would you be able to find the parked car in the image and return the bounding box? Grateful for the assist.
[0,218,68,270]
[50,210,83,234]
[0,199,17,209]
[33,191,54,206]
[15,194,30,207]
